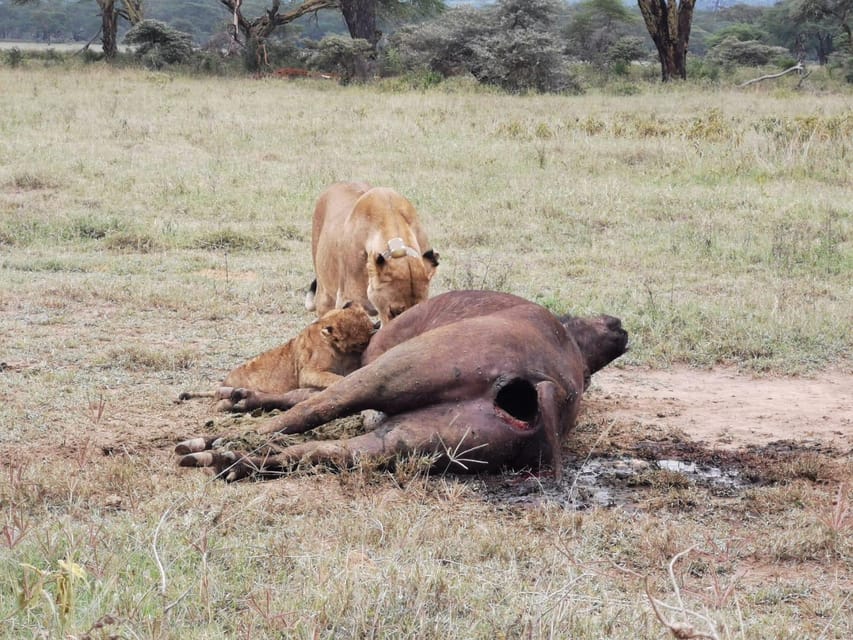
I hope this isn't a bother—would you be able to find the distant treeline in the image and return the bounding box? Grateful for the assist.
[0,0,347,45]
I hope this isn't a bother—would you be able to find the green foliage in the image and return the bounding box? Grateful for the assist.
[705,23,772,49]
[608,36,649,66]
[564,0,642,67]
[827,50,853,80]
[377,0,446,24]
[391,6,486,76]
[391,0,581,93]
[708,37,794,67]
[5,46,23,68]
[124,19,195,69]
[308,35,375,83]
[793,0,853,49]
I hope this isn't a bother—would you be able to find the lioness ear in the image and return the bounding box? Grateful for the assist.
[423,249,439,267]
[375,254,387,267]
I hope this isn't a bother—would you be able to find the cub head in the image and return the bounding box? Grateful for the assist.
[366,249,439,325]
[318,302,378,354]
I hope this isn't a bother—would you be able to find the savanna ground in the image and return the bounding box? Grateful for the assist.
[0,62,850,638]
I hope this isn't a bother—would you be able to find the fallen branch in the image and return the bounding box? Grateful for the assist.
[739,63,804,88]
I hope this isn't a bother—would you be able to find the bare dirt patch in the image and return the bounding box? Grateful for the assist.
[593,365,853,451]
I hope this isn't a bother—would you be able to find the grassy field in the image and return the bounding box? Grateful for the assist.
[0,63,851,638]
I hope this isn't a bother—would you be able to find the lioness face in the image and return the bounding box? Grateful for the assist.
[366,252,437,324]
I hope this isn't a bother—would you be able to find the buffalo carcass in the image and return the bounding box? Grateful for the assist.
[176,291,628,480]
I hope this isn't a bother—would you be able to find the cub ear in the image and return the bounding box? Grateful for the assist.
[423,249,439,267]
[342,301,353,309]
[321,325,335,340]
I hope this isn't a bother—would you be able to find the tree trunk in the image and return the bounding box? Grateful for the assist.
[637,0,696,82]
[100,0,118,59]
[339,0,378,45]
[338,0,377,81]
[816,32,833,65]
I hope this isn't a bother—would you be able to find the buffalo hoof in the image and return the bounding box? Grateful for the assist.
[174,436,223,455]
[178,450,256,482]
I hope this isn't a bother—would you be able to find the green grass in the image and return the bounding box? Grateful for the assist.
[0,66,850,639]
[2,65,849,370]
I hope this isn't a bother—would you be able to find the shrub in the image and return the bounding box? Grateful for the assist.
[391,0,581,94]
[307,35,375,84]
[708,37,793,68]
[124,20,195,69]
[5,47,23,68]
[607,36,649,67]
[828,51,853,84]
[705,23,772,49]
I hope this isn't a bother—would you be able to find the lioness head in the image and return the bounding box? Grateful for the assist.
[319,302,378,353]
[366,249,439,324]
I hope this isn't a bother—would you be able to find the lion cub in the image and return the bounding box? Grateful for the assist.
[180,303,376,412]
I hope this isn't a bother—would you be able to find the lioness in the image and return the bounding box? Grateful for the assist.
[179,303,376,412]
[305,182,439,325]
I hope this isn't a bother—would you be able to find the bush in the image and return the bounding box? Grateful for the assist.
[708,37,793,68]
[607,36,649,67]
[307,35,375,84]
[827,51,853,84]
[5,47,23,68]
[124,20,195,69]
[705,24,772,49]
[391,0,581,94]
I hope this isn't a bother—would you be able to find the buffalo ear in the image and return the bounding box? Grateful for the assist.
[423,249,439,267]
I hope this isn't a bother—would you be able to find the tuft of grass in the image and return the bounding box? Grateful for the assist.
[8,172,58,191]
[103,230,163,253]
[190,229,271,251]
[100,345,197,371]
[61,215,126,241]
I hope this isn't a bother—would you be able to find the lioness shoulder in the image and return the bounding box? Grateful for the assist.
[308,182,439,325]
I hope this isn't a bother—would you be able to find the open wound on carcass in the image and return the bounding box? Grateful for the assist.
[494,378,538,430]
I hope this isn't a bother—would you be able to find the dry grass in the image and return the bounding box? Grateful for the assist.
[0,65,850,638]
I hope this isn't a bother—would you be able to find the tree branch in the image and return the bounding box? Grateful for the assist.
[738,62,805,88]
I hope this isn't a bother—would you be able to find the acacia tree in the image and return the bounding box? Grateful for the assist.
[99,0,143,58]
[218,0,442,47]
[794,0,853,50]
[13,0,142,58]
[637,0,696,81]
[218,0,337,44]
[564,0,641,67]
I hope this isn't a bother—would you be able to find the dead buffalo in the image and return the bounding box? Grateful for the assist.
[176,290,628,480]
